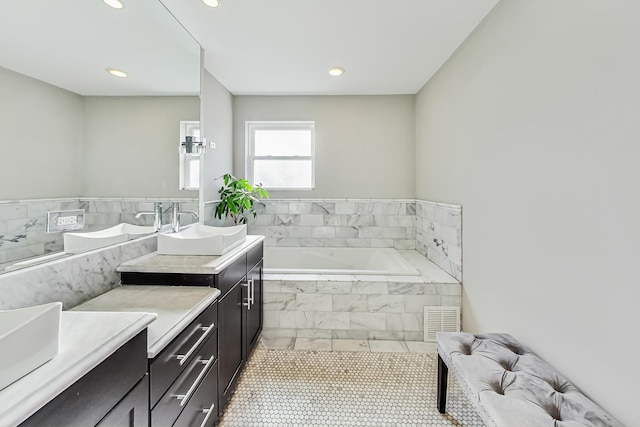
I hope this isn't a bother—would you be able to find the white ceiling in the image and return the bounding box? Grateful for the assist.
[0,0,498,97]
[160,0,499,95]
[0,0,200,96]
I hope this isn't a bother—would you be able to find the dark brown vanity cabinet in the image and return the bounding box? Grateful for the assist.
[21,332,149,427]
[119,241,264,422]
[150,302,219,427]
[214,242,264,415]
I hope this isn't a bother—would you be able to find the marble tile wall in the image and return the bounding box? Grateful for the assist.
[247,199,416,250]
[262,277,462,341]
[415,200,462,281]
[0,197,197,270]
[0,199,79,268]
[0,234,157,310]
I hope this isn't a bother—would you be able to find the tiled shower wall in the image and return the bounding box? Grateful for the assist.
[0,197,197,269]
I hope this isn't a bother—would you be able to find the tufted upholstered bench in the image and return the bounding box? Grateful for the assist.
[436,332,623,427]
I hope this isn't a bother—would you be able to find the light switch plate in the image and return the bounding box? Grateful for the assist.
[46,209,85,233]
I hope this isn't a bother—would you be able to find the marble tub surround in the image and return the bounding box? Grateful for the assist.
[415,200,462,281]
[262,250,461,341]
[0,197,198,272]
[0,311,156,426]
[118,234,264,275]
[72,285,220,358]
[0,234,157,310]
[247,199,416,250]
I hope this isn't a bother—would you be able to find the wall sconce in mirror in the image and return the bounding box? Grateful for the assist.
[179,121,202,190]
[180,136,206,155]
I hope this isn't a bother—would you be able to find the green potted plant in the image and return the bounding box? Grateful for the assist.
[214,174,270,225]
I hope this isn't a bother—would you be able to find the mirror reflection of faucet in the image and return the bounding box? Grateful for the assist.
[134,202,164,232]
[171,202,199,233]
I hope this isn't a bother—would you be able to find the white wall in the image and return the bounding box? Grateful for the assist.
[233,96,415,199]
[82,96,199,198]
[200,69,234,208]
[0,66,83,199]
[415,1,639,424]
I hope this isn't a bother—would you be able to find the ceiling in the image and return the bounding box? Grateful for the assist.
[0,0,200,96]
[160,0,499,95]
[0,0,498,96]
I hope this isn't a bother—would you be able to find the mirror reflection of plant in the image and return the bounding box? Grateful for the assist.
[215,174,270,225]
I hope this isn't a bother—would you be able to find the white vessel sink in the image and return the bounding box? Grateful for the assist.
[0,302,62,390]
[157,224,247,256]
[64,223,156,254]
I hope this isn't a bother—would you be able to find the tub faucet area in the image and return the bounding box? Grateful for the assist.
[171,202,199,232]
[135,202,163,232]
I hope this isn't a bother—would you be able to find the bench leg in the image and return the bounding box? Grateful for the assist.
[437,354,448,413]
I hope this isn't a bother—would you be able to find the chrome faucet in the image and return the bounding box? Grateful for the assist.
[135,202,164,232]
[171,202,199,232]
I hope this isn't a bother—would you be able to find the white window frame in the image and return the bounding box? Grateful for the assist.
[245,121,316,191]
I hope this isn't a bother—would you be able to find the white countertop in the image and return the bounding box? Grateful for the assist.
[117,234,264,275]
[72,285,220,358]
[0,311,156,427]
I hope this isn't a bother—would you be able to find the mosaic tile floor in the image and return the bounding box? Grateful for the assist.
[219,340,485,426]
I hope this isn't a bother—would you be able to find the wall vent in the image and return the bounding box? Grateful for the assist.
[423,306,460,342]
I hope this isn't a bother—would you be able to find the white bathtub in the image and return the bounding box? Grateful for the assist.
[263,247,420,276]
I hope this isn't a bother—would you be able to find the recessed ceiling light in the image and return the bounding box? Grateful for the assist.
[106,68,127,78]
[103,0,124,9]
[328,67,345,77]
[202,0,220,7]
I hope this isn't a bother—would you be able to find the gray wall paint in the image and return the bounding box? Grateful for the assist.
[200,69,233,208]
[82,96,199,198]
[415,1,639,424]
[233,95,415,199]
[0,66,83,199]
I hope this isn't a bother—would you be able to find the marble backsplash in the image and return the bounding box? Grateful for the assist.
[0,234,157,310]
[0,197,197,270]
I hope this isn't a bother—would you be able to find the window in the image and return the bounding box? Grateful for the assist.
[246,121,315,190]
[179,121,201,190]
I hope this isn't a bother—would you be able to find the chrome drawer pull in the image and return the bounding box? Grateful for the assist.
[199,403,216,427]
[175,356,215,407]
[176,323,215,366]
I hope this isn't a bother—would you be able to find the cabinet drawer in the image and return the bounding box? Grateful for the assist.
[152,330,218,427]
[172,360,218,427]
[150,303,218,407]
[247,242,263,271]
[215,254,246,297]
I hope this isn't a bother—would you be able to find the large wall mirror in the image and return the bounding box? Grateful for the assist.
[0,0,201,272]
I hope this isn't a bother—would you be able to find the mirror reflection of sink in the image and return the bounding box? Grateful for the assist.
[0,302,62,391]
[157,224,247,256]
[64,223,157,254]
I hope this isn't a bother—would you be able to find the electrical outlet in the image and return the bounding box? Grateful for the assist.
[47,209,85,233]
[57,216,77,226]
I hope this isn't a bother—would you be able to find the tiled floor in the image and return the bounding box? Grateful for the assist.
[219,339,485,426]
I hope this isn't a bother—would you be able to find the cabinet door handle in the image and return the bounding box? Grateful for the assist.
[199,403,216,427]
[175,356,215,407]
[242,281,252,310]
[249,278,255,306]
[176,323,215,366]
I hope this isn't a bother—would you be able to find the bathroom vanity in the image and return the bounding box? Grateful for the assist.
[117,235,265,419]
[0,312,156,426]
[73,286,221,427]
